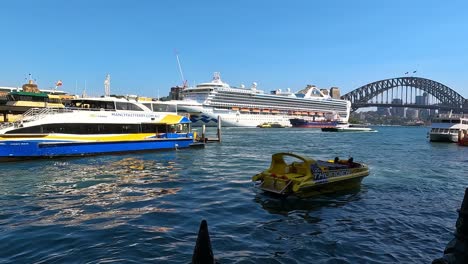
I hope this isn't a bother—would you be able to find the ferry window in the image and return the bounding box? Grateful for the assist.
[141,123,166,133]
[152,104,177,112]
[5,125,42,134]
[116,102,144,111]
[120,124,139,133]
[127,103,144,111]
[153,104,165,112]
[116,102,128,110]
[179,123,190,133]
[143,103,152,111]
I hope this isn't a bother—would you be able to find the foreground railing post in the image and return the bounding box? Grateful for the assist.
[432,188,468,264]
[192,220,215,264]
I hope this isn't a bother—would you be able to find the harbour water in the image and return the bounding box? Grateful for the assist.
[0,126,467,263]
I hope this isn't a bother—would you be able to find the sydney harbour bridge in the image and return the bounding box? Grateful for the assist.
[341,77,468,113]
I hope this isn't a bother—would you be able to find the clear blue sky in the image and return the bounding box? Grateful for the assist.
[1,0,467,98]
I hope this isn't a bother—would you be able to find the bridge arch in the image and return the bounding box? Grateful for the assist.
[341,77,466,112]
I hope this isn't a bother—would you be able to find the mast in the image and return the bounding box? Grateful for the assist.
[175,50,186,87]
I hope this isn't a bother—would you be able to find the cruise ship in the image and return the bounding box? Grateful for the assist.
[171,73,351,127]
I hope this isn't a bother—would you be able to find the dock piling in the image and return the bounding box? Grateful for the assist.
[200,116,222,143]
[201,125,206,142]
[216,115,222,143]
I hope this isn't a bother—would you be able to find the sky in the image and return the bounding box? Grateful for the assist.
[1,0,467,99]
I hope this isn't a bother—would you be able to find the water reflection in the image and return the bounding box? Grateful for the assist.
[254,186,365,216]
[24,157,182,228]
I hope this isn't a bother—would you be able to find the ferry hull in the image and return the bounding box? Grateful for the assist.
[429,133,458,143]
[321,127,374,132]
[289,118,337,128]
[0,135,194,160]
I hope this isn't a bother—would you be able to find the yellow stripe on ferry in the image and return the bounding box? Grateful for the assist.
[44,133,157,142]
[0,133,158,142]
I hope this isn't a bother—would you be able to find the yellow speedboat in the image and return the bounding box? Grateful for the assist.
[257,122,285,128]
[252,152,369,198]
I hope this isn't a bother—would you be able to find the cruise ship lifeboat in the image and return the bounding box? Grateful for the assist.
[252,152,369,198]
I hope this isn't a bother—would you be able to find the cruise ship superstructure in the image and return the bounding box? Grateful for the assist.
[172,73,351,127]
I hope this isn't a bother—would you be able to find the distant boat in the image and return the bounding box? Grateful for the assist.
[289,118,338,128]
[257,122,286,128]
[0,80,70,120]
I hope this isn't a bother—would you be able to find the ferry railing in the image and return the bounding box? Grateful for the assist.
[1,107,120,131]
[0,108,73,130]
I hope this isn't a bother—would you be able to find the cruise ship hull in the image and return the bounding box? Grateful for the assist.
[187,110,293,127]
[179,105,346,127]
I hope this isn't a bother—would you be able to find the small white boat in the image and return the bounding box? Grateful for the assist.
[322,123,375,132]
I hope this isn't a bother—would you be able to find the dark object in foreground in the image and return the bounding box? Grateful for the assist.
[192,220,215,264]
[432,188,468,264]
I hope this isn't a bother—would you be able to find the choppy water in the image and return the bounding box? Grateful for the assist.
[0,126,467,263]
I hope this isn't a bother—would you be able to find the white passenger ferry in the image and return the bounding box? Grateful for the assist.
[429,113,468,142]
[167,73,351,127]
[0,96,196,161]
